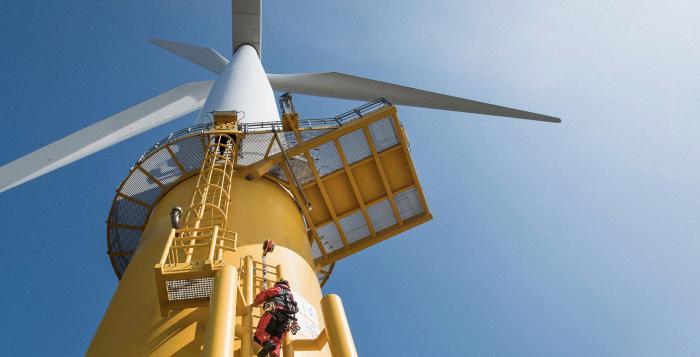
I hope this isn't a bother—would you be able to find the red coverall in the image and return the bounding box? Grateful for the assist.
[254,284,293,357]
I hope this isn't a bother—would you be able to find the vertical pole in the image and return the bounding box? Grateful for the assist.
[207,225,219,262]
[241,256,254,357]
[321,294,357,357]
[203,265,238,357]
[158,228,176,266]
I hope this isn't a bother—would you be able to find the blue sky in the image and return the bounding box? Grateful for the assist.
[1,1,699,356]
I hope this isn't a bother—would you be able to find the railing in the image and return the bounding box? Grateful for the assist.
[334,97,391,122]
[210,227,238,261]
[238,120,336,133]
[136,98,392,160]
[158,226,238,268]
[137,123,212,164]
[238,98,392,133]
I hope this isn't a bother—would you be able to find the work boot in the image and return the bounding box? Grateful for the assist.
[257,341,276,357]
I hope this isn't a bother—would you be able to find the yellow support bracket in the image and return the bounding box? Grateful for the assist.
[291,329,329,351]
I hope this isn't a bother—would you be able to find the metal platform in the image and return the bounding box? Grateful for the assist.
[107,99,431,285]
[241,104,432,267]
[154,226,239,315]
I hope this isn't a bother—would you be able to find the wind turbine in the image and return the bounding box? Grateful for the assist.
[0,1,559,356]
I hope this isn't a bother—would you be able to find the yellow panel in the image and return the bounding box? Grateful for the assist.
[380,147,414,192]
[304,184,331,224]
[350,160,384,203]
[323,174,358,217]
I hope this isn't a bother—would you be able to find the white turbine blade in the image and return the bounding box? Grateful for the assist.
[150,38,229,74]
[267,72,560,123]
[0,81,213,193]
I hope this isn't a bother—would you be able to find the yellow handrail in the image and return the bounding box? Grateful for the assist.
[159,229,176,266]
[207,226,220,261]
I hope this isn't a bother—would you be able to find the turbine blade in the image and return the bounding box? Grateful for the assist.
[150,38,229,74]
[267,72,560,123]
[0,81,213,193]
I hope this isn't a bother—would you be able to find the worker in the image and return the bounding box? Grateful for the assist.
[253,279,300,357]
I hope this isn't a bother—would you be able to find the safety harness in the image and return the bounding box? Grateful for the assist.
[263,286,300,335]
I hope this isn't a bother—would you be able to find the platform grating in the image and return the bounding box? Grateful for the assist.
[317,223,344,254]
[166,277,214,301]
[366,198,398,232]
[338,129,371,164]
[339,211,371,244]
[171,136,206,172]
[238,132,274,166]
[121,169,161,203]
[368,116,399,152]
[141,149,181,185]
[395,188,423,220]
[309,141,343,176]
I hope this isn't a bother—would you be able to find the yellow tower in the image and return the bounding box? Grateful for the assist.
[89,97,432,356]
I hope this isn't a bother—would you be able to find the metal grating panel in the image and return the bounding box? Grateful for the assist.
[121,169,162,203]
[112,256,130,275]
[238,132,274,166]
[140,149,181,185]
[311,239,322,260]
[368,116,399,152]
[338,129,371,164]
[366,198,397,232]
[109,226,141,252]
[113,197,149,227]
[171,136,205,172]
[339,211,370,244]
[269,132,298,156]
[309,141,343,176]
[395,188,423,220]
[166,277,214,301]
[317,223,344,253]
